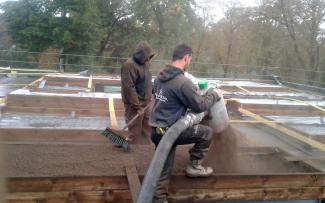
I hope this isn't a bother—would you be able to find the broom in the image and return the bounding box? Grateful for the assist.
[101,105,150,150]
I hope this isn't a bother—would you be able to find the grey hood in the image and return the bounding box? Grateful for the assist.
[157,65,184,82]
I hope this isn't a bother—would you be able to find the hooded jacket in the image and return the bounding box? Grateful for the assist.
[121,42,155,110]
[149,65,219,128]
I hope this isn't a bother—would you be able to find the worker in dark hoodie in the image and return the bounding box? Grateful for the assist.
[149,44,221,203]
[121,42,155,141]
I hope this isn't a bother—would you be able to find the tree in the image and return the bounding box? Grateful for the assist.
[203,3,253,78]
[0,15,12,50]
[1,0,53,52]
[133,0,200,58]
[1,0,104,71]
[259,0,325,85]
[96,0,137,56]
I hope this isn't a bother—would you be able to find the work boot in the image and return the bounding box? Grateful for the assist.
[186,159,213,178]
[151,197,168,203]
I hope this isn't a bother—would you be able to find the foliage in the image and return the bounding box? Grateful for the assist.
[1,0,104,55]
[0,0,325,86]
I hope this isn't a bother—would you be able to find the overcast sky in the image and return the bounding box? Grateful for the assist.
[196,0,258,22]
[0,0,259,22]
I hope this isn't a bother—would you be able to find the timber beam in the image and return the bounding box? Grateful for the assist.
[6,174,325,203]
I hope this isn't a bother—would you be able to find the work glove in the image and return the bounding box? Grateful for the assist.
[183,112,205,127]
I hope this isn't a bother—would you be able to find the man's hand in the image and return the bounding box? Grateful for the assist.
[137,107,145,115]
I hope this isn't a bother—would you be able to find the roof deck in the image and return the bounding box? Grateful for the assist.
[1,73,325,202]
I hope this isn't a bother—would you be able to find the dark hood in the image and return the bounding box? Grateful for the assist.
[133,42,155,65]
[157,65,184,82]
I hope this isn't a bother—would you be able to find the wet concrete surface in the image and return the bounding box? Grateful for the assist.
[0,113,121,129]
[0,76,35,97]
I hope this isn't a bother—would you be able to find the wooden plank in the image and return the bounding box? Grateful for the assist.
[7,190,132,203]
[23,77,44,89]
[170,175,325,189]
[28,87,82,94]
[0,67,57,73]
[8,200,37,203]
[108,97,118,128]
[6,94,125,109]
[6,175,325,202]
[8,175,325,193]
[169,187,325,202]
[2,106,122,117]
[45,80,88,88]
[6,94,112,109]
[5,94,126,117]
[92,79,121,86]
[0,84,28,87]
[0,128,106,142]
[239,107,325,152]
[6,187,325,203]
[43,76,121,88]
[235,85,251,93]
[87,75,93,92]
[7,177,129,193]
[0,134,4,203]
[0,73,54,76]
[125,166,141,203]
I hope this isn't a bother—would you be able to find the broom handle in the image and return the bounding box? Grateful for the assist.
[122,104,150,130]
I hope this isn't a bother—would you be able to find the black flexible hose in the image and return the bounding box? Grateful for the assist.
[136,112,204,203]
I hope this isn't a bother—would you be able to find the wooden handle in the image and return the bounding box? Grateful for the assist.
[122,105,150,130]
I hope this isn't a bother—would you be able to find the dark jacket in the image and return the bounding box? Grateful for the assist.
[121,42,155,110]
[149,65,219,128]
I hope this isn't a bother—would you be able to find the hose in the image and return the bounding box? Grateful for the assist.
[136,112,205,203]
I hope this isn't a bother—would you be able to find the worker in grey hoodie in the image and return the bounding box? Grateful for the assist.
[149,44,221,203]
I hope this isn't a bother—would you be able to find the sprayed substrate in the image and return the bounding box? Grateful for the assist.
[204,125,316,173]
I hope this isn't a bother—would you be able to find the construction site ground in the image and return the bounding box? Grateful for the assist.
[1,73,325,203]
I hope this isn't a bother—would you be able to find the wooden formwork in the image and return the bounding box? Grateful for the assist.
[2,75,325,202]
[6,174,325,203]
[3,75,125,116]
[240,103,324,116]
[43,75,121,89]
[220,85,293,93]
[4,94,125,117]
[0,129,105,142]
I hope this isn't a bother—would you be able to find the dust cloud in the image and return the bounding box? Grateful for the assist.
[204,125,315,173]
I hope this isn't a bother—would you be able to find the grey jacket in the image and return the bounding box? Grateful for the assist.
[149,65,219,128]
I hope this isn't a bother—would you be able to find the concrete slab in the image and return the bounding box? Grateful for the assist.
[0,114,124,130]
